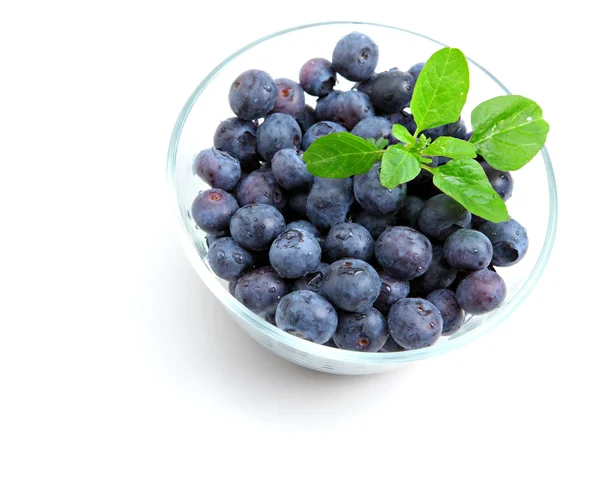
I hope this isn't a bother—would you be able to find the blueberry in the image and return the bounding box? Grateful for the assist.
[333,307,388,352]
[374,271,410,314]
[395,195,424,229]
[299,58,337,97]
[192,148,241,191]
[443,229,493,271]
[370,70,414,113]
[323,338,337,348]
[295,105,317,133]
[351,116,395,144]
[385,111,417,135]
[331,90,375,130]
[324,222,374,262]
[387,298,443,349]
[288,191,309,217]
[228,69,277,120]
[426,288,465,336]
[315,90,342,121]
[207,237,254,281]
[286,220,323,245]
[270,78,306,117]
[354,211,396,239]
[423,118,467,141]
[235,169,286,209]
[456,269,506,315]
[408,62,425,82]
[413,245,458,293]
[378,337,405,352]
[306,177,354,231]
[301,121,347,150]
[213,117,259,170]
[229,279,238,296]
[191,188,239,234]
[292,262,329,295]
[269,228,321,279]
[229,204,286,251]
[410,156,439,185]
[323,258,381,312]
[480,161,514,201]
[375,226,433,280]
[205,233,225,248]
[276,291,338,343]
[478,218,528,267]
[257,113,302,162]
[354,162,407,215]
[235,266,288,318]
[354,75,376,96]
[332,32,379,82]
[418,194,472,241]
[271,149,313,190]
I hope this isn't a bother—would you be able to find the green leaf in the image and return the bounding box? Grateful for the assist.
[470,95,549,171]
[410,47,470,134]
[375,138,389,149]
[391,124,414,144]
[304,132,383,178]
[380,145,422,189]
[366,137,377,146]
[421,136,477,159]
[431,158,509,223]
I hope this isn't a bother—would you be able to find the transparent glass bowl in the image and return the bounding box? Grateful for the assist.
[166,21,557,375]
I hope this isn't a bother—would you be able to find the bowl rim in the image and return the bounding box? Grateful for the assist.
[166,21,558,365]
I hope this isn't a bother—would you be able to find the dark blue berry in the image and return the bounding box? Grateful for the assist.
[443,229,493,271]
[351,116,395,144]
[354,75,376,96]
[395,195,425,229]
[292,262,329,295]
[299,58,337,97]
[269,228,321,279]
[235,266,288,318]
[207,237,254,281]
[270,78,306,117]
[386,111,417,135]
[456,269,506,315]
[306,177,354,232]
[234,169,286,209]
[323,258,381,313]
[324,222,374,262]
[413,245,458,293]
[408,62,425,82]
[286,220,323,245]
[354,162,407,215]
[192,148,241,191]
[418,194,472,241]
[333,307,388,352]
[288,191,309,217]
[331,90,375,130]
[275,291,338,344]
[375,226,433,280]
[257,113,302,162]
[388,298,443,349]
[374,271,410,314]
[332,32,379,82]
[271,149,313,190]
[353,211,396,239]
[228,70,277,120]
[480,161,514,201]
[192,188,239,234]
[478,218,528,267]
[315,90,342,121]
[295,105,316,133]
[229,204,286,251]
[213,117,259,170]
[378,337,405,352]
[301,121,347,150]
[229,279,237,296]
[426,289,465,336]
[370,70,414,113]
[423,118,467,141]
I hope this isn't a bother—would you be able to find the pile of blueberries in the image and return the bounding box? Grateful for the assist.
[190,32,528,352]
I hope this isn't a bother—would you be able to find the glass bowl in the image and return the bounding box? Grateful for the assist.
[166,21,557,375]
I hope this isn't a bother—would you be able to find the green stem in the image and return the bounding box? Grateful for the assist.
[421,163,435,174]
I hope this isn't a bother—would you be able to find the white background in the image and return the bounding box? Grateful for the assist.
[1,1,598,482]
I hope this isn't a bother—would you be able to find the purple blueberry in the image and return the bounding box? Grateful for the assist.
[299,58,337,97]
[418,194,472,241]
[295,105,317,133]
[375,226,433,280]
[354,75,376,96]
[395,195,425,229]
[324,222,374,262]
[235,266,288,318]
[292,262,329,295]
[354,162,407,215]
[443,229,493,271]
[271,149,313,190]
[306,177,354,232]
[370,70,415,113]
[331,90,375,130]
[235,169,286,209]
[288,191,309,217]
[213,117,259,170]
[276,290,338,343]
[207,237,254,282]
[374,271,410,314]
[301,121,347,150]
[257,113,302,162]
[191,188,239,234]
[413,245,458,293]
[408,62,425,82]
[378,337,405,352]
[456,269,507,315]
[228,69,277,120]
[332,32,379,81]
[269,228,321,279]
[426,288,465,336]
[480,161,514,201]
[351,116,395,144]
[315,90,341,121]
[333,307,388,352]
[354,211,396,239]
[270,78,306,117]
[229,204,286,251]
[387,298,443,349]
[478,218,529,267]
[386,111,417,135]
[192,148,241,191]
[323,258,381,313]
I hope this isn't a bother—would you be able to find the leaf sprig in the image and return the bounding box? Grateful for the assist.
[302,47,550,223]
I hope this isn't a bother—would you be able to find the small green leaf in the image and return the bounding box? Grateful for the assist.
[419,156,434,165]
[411,47,470,134]
[432,158,509,223]
[380,145,421,189]
[304,132,383,178]
[375,138,389,149]
[470,94,549,171]
[421,136,477,159]
[366,137,377,146]
[391,124,414,144]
